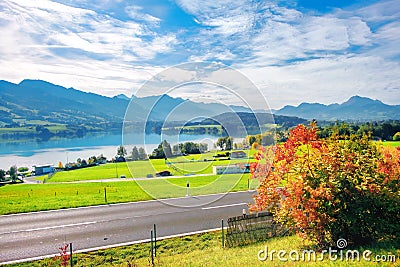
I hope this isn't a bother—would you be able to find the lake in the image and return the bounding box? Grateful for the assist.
[0,132,219,170]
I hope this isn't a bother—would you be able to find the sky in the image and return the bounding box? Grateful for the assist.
[0,0,399,109]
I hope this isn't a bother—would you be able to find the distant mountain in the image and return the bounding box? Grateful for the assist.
[0,79,254,128]
[275,96,400,121]
[202,112,307,135]
[114,94,130,101]
[0,79,137,126]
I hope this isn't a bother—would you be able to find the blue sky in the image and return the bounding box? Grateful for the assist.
[0,0,399,109]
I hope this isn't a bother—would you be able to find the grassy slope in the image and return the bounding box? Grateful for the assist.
[47,150,256,182]
[7,232,399,267]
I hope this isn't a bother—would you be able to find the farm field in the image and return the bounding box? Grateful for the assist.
[44,150,256,183]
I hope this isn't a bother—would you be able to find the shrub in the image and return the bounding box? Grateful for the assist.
[251,123,400,248]
[393,132,400,141]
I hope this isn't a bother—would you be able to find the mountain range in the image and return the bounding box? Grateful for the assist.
[274,96,400,121]
[0,79,399,128]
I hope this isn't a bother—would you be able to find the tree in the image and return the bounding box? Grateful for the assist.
[393,132,400,141]
[247,135,257,147]
[216,137,226,150]
[9,165,17,183]
[217,137,233,150]
[150,140,172,159]
[18,167,28,172]
[131,146,139,161]
[251,123,400,248]
[225,137,233,150]
[117,145,127,157]
[0,169,5,181]
[162,140,172,158]
[138,147,147,160]
[199,143,208,153]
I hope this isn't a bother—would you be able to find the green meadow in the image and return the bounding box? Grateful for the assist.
[44,150,256,183]
[380,141,400,147]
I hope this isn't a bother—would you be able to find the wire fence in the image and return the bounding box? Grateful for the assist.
[226,212,288,247]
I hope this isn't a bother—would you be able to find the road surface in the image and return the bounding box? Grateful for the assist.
[0,191,256,264]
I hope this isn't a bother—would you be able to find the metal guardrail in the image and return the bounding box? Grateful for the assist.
[226,212,288,247]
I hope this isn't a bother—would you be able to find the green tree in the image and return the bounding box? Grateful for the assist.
[138,147,147,160]
[225,137,233,150]
[117,145,127,157]
[162,140,172,158]
[150,140,172,159]
[0,169,5,181]
[216,137,226,150]
[9,165,17,183]
[131,146,139,161]
[247,135,257,147]
[18,167,28,172]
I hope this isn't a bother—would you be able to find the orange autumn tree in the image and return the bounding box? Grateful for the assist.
[251,123,400,248]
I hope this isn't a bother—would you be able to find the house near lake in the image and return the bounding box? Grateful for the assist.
[230,151,247,159]
[33,164,54,175]
[213,164,248,175]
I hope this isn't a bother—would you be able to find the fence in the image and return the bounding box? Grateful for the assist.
[225,212,288,247]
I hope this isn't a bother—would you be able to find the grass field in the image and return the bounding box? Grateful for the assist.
[7,231,399,267]
[380,141,400,147]
[0,173,258,215]
[46,151,256,183]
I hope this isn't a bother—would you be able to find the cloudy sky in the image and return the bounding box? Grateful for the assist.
[0,0,399,109]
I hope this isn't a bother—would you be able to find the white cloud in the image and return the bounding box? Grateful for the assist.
[0,0,398,109]
[125,5,161,24]
[241,55,400,109]
[0,0,178,96]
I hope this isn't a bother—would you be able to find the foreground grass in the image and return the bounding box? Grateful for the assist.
[7,232,399,266]
[0,174,258,215]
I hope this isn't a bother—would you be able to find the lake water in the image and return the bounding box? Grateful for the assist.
[0,132,218,170]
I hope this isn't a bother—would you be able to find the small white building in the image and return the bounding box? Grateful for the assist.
[213,165,244,175]
[33,165,54,175]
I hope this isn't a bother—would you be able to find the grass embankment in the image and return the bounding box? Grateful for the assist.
[0,174,258,215]
[7,232,399,267]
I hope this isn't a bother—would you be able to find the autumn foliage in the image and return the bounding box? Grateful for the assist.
[251,123,400,248]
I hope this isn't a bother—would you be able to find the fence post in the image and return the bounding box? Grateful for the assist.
[69,242,73,267]
[150,230,154,266]
[221,219,225,248]
[104,187,107,203]
[153,224,157,257]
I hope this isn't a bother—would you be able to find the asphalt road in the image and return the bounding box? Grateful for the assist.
[0,191,256,264]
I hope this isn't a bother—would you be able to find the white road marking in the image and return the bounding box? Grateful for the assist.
[201,202,247,210]
[2,221,97,235]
